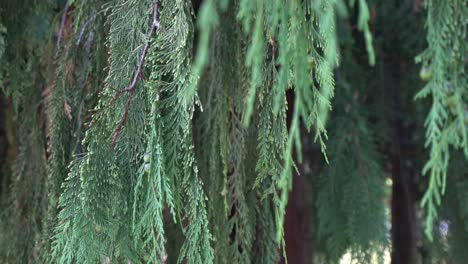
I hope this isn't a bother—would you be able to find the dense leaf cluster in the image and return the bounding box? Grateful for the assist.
[0,0,467,263]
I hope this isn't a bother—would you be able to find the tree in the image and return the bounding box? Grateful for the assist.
[0,0,466,263]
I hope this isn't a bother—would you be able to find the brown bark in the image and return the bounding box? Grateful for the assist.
[280,91,315,264]
[390,60,418,264]
[282,168,314,264]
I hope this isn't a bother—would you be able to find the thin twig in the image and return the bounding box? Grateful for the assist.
[269,37,276,63]
[76,12,95,46]
[111,0,160,148]
[57,1,70,48]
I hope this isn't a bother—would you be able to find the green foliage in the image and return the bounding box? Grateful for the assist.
[195,3,285,261]
[41,0,107,261]
[315,89,388,263]
[195,24,232,264]
[0,0,377,262]
[415,0,468,239]
[447,158,468,263]
[52,0,153,262]
[426,155,468,263]
[146,1,215,263]
[1,0,467,263]
[52,0,215,263]
[235,0,377,245]
[0,54,48,263]
[0,1,54,262]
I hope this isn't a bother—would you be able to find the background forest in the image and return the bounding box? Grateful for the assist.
[0,0,467,263]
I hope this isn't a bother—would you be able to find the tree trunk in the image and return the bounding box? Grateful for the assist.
[282,169,314,264]
[281,91,315,264]
[390,60,418,264]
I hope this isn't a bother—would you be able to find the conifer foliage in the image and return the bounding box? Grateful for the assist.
[415,0,468,239]
[0,0,467,263]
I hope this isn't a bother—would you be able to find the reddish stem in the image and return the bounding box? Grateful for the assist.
[57,1,70,48]
[111,0,160,148]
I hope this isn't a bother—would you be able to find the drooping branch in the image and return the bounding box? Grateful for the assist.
[56,1,70,48]
[76,12,95,47]
[111,0,160,148]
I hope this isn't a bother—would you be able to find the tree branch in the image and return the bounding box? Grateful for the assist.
[57,1,70,48]
[76,12,95,46]
[111,0,160,149]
